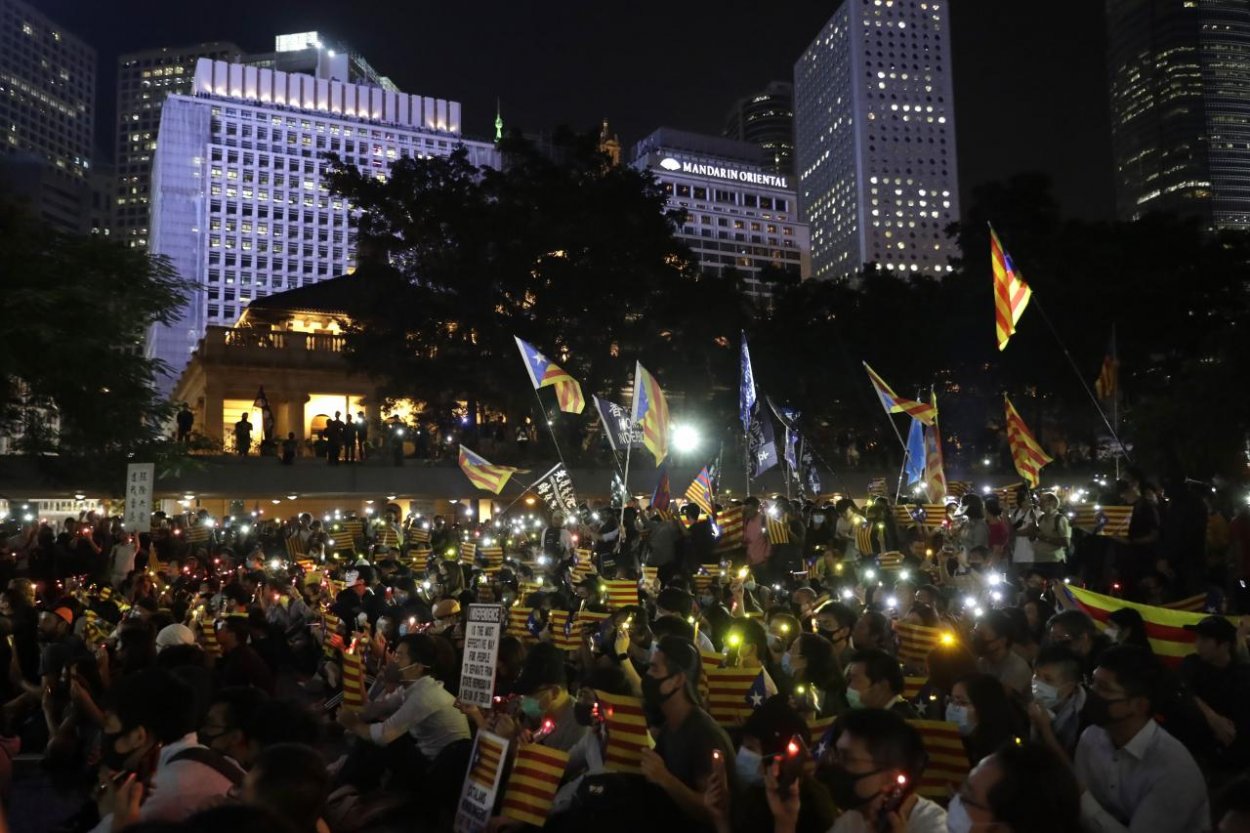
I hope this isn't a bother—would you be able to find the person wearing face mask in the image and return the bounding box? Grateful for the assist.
[1074,646,1209,833]
[970,611,1032,702]
[89,668,243,833]
[1045,610,1111,682]
[510,642,584,752]
[812,602,856,669]
[198,687,268,769]
[946,740,1081,833]
[1025,645,1087,761]
[1104,607,1154,654]
[946,675,1028,766]
[785,633,849,718]
[1020,492,1070,579]
[845,649,918,718]
[637,635,735,826]
[796,709,945,833]
[336,633,470,788]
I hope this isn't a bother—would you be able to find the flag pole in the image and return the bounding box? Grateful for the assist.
[619,368,638,542]
[529,387,579,505]
[1031,297,1133,465]
[883,415,909,502]
[496,463,565,517]
[1111,323,1121,480]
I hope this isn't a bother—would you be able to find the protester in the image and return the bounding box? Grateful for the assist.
[948,673,1028,765]
[972,609,1033,701]
[1026,643,1087,760]
[1179,615,1250,773]
[948,741,1081,833]
[845,649,918,717]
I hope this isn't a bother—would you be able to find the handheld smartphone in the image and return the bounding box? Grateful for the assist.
[775,734,807,790]
[876,773,910,832]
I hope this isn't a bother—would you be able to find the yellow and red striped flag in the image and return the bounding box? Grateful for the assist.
[854,520,874,555]
[713,505,745,555]
[547,610,582,651]
[907,720,971,801]
[284,535,306,560]
[408,527,431,547]
[597,689,653,774]
[467,731,509,790]
[480,545,504,573]
[199,619,220,658]
[903,676,927,701]
[631,362,670,465]
[878,551,905,571]
[1094,330,1118,401]
[186,524,211,544]
[458,445,520,494]
[341,647,367,710]
[990,224,1032,351]
[603,579,638,610]
[508,606,542,643]
[1056,583,1233,666]
[500,743,570,826]
[765,514,790,544]
[863,363,937,425]
[697,647,723,702]
[705,667,762,726]
[684,467,715,516]
[515,336,585,414]
[459,541,477,566]
[1163,593,1208,612]
[894,621,950,665]
[1004,396,1052,488]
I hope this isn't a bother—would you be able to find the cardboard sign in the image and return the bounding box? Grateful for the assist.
[123,463,155,532]
[458,604,504,708]
[453,729,509,833]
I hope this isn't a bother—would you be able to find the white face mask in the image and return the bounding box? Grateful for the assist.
[735,746,764,786]
[1103,625,1121,644]
[946,794,977,833]
[1031,678,1063,712]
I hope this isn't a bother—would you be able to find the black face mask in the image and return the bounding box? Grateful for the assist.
[641,673,677,725]
[573,702,595,727]
[101,730,134,772]
[817,763,882,811]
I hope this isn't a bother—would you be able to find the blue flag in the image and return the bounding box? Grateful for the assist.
[904,417,926,485]
[740,333,756,432]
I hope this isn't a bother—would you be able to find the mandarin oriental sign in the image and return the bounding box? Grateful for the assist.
[658,156,788,189]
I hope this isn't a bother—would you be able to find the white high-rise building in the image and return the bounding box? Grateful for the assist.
[794,0,960,279]
[148,57,498,382]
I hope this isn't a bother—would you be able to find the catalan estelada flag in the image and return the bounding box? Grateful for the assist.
[907,720,971,801]
[990,224,1032,351]
[1004,396,1052,488]
[597,689,652,774]
[684,466,715,516]
[546,610,582,651]
[340,647,366,710]
[514,336,585,414]
[894,621,950,664]
[863,363,937,425]
[706,667,763,726]
[458,445,520,494]
[500,743,570,826]
[713,504,745,555]
[603,579,638,610]
[765,513,790,544]
[1056,583,1232,666]
[631,362,670,465]
[923,393,947,502]
[1095,328,1119,401]
[467,731,509,790]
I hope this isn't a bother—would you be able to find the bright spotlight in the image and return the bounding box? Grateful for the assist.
[671,424,701,454]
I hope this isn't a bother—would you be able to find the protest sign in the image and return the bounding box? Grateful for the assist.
[458,604,504,708]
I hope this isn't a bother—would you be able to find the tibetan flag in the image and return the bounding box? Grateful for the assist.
[1004,396,1052,488]
[500,743,570,826]
[1056,583,1234,666]
[467,731,509,790]
[990,224,1032,351]
[515,336,585,414]
[652,462,671,513]
[907,720,971,801]
[631,362,670,465]
[684,467,715,516]
[706,667,763,726]
[863,363,937,425]
[458,445,520,494]
[341,648,367,710]
[603,579,638,610]
[597,690,653,774]
[713,505,745,555]
[894,621,949,664]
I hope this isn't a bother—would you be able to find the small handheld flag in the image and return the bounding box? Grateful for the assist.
[514,336,585,414]
[990,224,1032,351]
[1004,396,1052,488]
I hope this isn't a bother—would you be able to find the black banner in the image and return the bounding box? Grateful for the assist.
[593,395,643,452]
[533,464,578,515]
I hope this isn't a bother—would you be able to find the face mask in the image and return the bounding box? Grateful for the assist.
[781,651,795,677]
[812,516,825,527]
[1103,626,1120,644]
[735,746,764,786]
[946,703,973,736]
[101,730,135,772]
[641,673,677,717]
[846,687,866,710]
[573,702,595,727]
[699,594,715,609]
[945,794,976,833]
[1031,679,1063,711]
[817,763,879,811]
[520,695,544,720]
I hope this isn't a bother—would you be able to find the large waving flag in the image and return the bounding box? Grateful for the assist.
[1056,584,1233,666]
[684,467,715,516]
[923,393,947,501]
[990,224,1032,351]
[631,362,670,465]
[740,333,757,432]
[904,417,927,485]
[651,461,671,512]
[1004,396,1052,488]
[863,363,937,425]
[458,445,520,494]
[515,336,585,414]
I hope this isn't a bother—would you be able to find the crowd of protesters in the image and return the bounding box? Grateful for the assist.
[0,468,1247,833]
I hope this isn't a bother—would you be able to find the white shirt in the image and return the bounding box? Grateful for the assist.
[1074,720,1209,833]
[110,542,136,580]
[829,795,947,833]
[364,675,471,759]
[89,734,238,833]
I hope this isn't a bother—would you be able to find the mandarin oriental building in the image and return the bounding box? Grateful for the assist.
[148,57,498,386]
[630,127,810,298]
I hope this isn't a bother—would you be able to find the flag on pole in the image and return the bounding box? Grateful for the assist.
[740,333,757,432]
[651,461,671,512]
[747,401,778,477]
[593,395,641,452]
[631,362,670,465]
[1095,329,1119,401]
[863,363,937,425]
[684,467,715,516]
[990,224,1033,351]
[514,336,585,414]
[1004,396,1053,488]
[904,417,927,485]
[923,394,947,501]
[458,445,520,494]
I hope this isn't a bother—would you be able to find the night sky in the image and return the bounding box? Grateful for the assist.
[35,0,1114,221]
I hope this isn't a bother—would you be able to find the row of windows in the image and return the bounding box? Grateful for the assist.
[660,181,790,212]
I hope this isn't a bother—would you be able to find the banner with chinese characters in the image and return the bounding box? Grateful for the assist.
[533,464,577,515]
[123,463,155,532]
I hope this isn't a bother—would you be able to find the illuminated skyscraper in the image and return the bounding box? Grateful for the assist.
[794,0,960,279]
[723,81,794,177]
[1106,0,1250,229]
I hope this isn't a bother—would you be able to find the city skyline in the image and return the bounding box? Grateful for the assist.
[27,0,1113,222]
